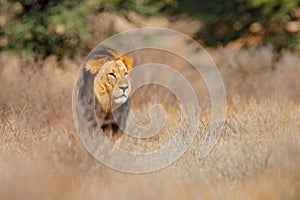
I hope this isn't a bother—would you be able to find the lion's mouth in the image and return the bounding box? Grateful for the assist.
[113,94,127,104]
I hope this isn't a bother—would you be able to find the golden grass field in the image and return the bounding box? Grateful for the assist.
[0,46,299,199]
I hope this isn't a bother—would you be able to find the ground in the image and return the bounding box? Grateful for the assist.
[0,43,299,199]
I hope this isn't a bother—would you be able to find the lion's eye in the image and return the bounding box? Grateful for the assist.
[124,72,128,77]
[108,73,116,78]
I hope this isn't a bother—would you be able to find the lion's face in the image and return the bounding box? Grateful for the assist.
[99,59,131,104]
[86,55,132,113]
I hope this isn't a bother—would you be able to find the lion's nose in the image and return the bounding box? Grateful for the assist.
[119,85,128,93]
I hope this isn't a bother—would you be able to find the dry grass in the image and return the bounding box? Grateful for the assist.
[213,46,300,101]
[0,46,299,199]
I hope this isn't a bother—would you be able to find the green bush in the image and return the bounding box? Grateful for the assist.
[101,0,177,16]
[102,0,300,51]
[0,0,91,60]
[0,0,299,61]
[174,0,300,51]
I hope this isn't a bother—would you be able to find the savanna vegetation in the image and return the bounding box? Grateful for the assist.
[1,0,300,60]
[0,0,299,199]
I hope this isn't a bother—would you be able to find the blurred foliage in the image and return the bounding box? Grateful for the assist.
[0,0,91,60]
[0,0,299,61]
[173,0,300,51]
[101,0,300,51]
[101,0,177,15]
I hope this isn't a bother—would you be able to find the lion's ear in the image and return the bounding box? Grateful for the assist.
[119,55,133,70]
[86,55,111,74]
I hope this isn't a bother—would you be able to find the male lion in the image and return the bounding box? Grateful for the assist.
[80,45,133,131]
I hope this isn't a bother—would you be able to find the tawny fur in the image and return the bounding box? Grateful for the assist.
[84,47,133,128]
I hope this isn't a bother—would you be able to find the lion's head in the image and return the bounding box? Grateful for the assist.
[85,52,133,113]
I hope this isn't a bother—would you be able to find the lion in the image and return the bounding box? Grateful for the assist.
[81,45,133,131]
